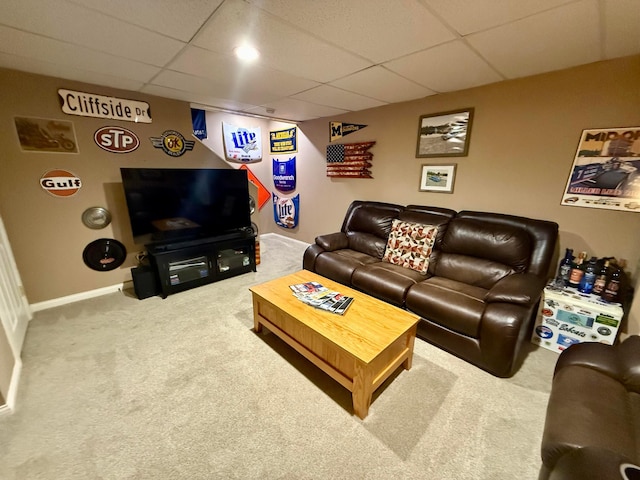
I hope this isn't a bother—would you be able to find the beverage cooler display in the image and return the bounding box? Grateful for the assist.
[531,284,623,353]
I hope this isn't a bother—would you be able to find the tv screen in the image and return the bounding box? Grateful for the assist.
[120,168,251,246]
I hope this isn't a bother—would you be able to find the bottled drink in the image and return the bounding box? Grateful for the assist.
[592,260,609,294]
[568,251,587,289]
[578,257,597,294]
[555,248,574,287]
[601,259,625,303]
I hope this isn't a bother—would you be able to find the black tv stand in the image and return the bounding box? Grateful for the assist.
[145,232,256,298]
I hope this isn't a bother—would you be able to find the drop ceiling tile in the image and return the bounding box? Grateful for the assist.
[292,85,386,111]
[169,46,320,97]
[141,84,258,113]
[244,98,348,122]
[385,40,503,92]
[65,0,223,42]
[246,0,456,63]
[467,0,601,79]
[193,0,371,82]
[602,0,640,58]
[423,0,575,35]
[0,27,161,83]
[151,70,280,106]
[330,66,436,103]
[0,52,145,92]
[2,0,185,66]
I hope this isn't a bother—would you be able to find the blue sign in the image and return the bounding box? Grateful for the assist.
[191,108,207,140]
[273,193,299,229]
[273,157,296,192]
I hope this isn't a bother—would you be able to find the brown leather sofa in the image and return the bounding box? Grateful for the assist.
[303,200,559,377]
[540,336,640,479]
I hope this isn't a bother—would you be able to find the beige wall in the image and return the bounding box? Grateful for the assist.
[0,56,639,335]
[0,68,229,305]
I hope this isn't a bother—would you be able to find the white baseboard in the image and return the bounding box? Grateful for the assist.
[29,234,308,313]
[0,357,22,416]
[30,281,133,313]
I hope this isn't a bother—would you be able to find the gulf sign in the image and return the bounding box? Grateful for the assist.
[40,169,82,197]
[94,126,140,153]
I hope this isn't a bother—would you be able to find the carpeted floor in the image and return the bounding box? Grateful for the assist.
[0,234,559,479]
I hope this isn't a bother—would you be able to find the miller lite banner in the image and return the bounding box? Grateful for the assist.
[273,193,299,229]
[272,157,296,192]
[222,122,262,163]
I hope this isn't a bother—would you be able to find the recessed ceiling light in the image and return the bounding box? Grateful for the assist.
[234,45,259,62]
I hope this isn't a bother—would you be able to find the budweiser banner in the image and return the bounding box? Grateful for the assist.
[273,157,296,192]
[326,141,375,178]
[330,122,367,142]
[273,193,299,229]
[222,122,262,163]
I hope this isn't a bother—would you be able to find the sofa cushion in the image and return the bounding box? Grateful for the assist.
[435,252,515,290]
[352,262,426,307]
[314,249,379,285]
[406,277,487,337]
[441,217,531,272]
[382,219,438,274]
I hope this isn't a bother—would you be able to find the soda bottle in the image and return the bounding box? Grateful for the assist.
[592,260,609,294]
[601,259,625,303]
[554,248,574,287]
[568,251,587,289]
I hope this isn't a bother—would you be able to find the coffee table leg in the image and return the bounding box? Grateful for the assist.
[402,332,416,370]
[252,296,263,333]
[352,362,374,419]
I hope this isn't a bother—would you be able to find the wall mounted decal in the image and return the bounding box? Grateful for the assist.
[149,130,195,157]
[273,193,299,229]
[15,117,78,153]
[330,122,367,142]
[191,108,207,140]
[58,89,151,123]
[223,122,262,163]
[416,108,473,158]
[94,126,139,153]
[270,127,297,153]
[273,157,296,192]
[561,127,640,212]
[326,141,375,178]
[40,169,82,197]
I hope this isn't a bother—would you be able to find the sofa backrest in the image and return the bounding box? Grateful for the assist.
[341,201,402,259]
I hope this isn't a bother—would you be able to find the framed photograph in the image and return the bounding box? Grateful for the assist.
[419,164,457,193]
[14,116,79,153]
[561,126,640,212]
[416,108,474,158]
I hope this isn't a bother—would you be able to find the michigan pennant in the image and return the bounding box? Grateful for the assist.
[330,122,368,142]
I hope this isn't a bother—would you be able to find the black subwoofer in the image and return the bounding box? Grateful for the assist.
[131,266,159,300]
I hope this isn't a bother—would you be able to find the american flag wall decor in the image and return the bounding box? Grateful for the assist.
[326,141,376,178]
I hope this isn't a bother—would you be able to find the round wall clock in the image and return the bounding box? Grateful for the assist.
[82,207,112,229]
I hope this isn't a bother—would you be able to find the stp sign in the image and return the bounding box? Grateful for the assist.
[94,126,140,153]
[40,169,82,197]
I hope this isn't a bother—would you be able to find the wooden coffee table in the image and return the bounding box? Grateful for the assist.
[249,270,419,419]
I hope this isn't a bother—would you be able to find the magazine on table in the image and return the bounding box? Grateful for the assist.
[289,281,354,315]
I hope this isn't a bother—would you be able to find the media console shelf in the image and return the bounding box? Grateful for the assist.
[146,232,256,298]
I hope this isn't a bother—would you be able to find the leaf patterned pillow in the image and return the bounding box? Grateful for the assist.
[382,220,438,274]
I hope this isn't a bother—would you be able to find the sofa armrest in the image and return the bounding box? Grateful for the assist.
[547,446,639,480]
[485,273,545,306]
[316,232,349,251]
[555,336,640,392]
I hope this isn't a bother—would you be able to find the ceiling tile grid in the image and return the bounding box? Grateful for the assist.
[0,0,638,121]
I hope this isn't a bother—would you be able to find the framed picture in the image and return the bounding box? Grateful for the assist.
[419,164,457,193]
[416,108,474,158]
[560,126,640,212]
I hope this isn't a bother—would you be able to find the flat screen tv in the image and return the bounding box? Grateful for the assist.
[120,167,251,246]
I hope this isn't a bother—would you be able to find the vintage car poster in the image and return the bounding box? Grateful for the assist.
[561,127,640,212]
[272,157,296,192]
[222,122,262,163]
[273,193,299,229]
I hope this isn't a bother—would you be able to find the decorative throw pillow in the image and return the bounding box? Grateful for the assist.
[382,220,438,274]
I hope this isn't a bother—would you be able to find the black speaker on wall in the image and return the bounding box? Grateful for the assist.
[131,266,160,300]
